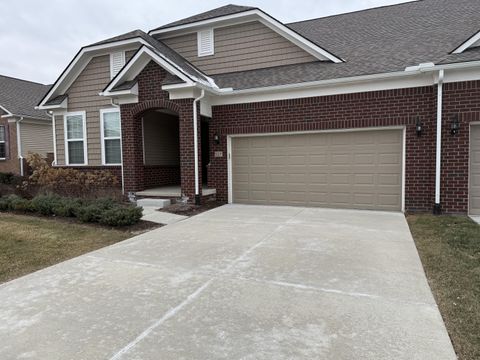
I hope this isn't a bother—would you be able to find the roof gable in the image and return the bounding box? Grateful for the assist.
[452,29,480,54]
[149,6,343,64]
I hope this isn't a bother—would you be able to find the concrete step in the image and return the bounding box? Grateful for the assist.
[137,198,171,209]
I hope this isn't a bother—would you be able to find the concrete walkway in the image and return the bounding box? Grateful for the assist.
[141,206,187,224]
[0,205,456,359]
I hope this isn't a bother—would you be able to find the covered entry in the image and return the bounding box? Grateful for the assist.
[229,128,404,211]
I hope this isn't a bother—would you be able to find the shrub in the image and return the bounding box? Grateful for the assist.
[9,197,33,212]
[76,204,104,223]
[23,153,120,198]
[0,172,14,184]
[99,206,143,226]
[52,198,83,217]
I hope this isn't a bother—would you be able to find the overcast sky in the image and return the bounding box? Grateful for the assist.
[1,0,412,84]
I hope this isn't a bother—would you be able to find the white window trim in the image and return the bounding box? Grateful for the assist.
[0,125,6,160]
[110,51,126,79]
[64,111,88,166]
[197,28,214,57]
[100,108,122,166]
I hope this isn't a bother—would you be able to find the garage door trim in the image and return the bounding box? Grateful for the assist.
[469,122,480,215]
[227,126,406,211]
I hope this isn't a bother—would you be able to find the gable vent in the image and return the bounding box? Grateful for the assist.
[110,51,126,79]
[197,29,214,57]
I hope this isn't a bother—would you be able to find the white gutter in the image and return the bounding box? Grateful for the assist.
[16,117,24,176]
[50,112,57,166]
[193,89,205,204]
[434,69,444,214]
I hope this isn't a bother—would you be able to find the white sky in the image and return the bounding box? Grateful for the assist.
[0,0,412,84]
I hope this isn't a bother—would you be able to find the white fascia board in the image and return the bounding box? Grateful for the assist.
[38,37,149,108]
[36,96,68,111]
[0,105,13,118]
[452,30,480,54]
[209,71,434,106]
[149,9,343,63]
[102,46,198,95]
[101,83,138,98]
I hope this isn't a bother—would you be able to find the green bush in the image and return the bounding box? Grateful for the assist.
[31,194,62,215]
[0,193,143,227]
[0,172,15,184]
[99,206,143,226]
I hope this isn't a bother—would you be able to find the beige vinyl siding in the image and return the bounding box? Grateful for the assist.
[54,115,65,164]
[162,21,316,75]
[143,112,180,166]
[54,48,139,166]
[20,122,53,157]
[470,125,480,214]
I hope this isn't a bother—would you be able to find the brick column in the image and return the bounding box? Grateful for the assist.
[179,99,202,201]
[120,106,144,193]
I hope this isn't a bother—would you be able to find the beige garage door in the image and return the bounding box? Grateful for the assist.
[470,126,480,215]
[231,129,403,211]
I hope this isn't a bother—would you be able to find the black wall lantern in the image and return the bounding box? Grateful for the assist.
[415,116,423,137]
[213,133,220,145]
[451,114,460,136]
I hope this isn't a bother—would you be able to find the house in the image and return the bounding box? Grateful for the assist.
[37,1,480,214]
[0,75,53,175]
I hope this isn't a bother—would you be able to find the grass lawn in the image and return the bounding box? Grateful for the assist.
[0,213,145,284]
[407,214,480,360]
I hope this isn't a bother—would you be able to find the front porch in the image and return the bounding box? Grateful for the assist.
[136,185,216,198]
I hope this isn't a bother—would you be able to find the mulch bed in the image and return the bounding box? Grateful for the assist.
[159,200,224,217]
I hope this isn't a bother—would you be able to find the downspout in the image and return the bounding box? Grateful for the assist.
[193,89,205,205]
[434,70,444,214]
[16,117,24,176]
[49,111,57,166]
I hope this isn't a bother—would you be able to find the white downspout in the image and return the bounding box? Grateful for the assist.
[193,89,205,205]
[16,117,24,176]
[434,69,444,214]
[50,111,57,166]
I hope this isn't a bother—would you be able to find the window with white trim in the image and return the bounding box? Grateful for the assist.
[110,51,126,79]
[0,126,6,159]
[197,28,214,57]
[101,109,121,165]
[65,112,87,165]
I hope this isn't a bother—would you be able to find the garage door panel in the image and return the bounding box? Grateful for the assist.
[232,129,403,211]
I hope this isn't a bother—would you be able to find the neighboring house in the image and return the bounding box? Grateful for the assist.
[37,1,480,214]
[0,75,52,175]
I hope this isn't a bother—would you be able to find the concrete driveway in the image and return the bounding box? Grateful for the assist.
[0,205,456,359]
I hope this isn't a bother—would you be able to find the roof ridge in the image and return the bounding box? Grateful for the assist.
[286,0,421,26]
[0,74,47,86]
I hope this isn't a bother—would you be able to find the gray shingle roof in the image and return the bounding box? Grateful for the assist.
[0,75,51,119]
[151,5,256,32]
[193,0,480,90]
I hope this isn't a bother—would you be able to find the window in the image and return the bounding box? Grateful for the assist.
[0,126,6,159]
[64,112,87,165]
[197,28,214,57]
[101,109,121,165]
[110,51,125,79]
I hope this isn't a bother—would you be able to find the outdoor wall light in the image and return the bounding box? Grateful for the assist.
[213,133,220,145]
[451,114,460,136]
[415,117,423,137]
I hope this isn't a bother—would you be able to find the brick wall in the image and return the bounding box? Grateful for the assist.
[120,61,201,198]
[143,165,180,189]
[441,80,480,213]
[0,119,20,175]
[209,87,438,212]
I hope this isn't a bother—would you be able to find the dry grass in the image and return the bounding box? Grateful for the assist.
[407,214,480,360]
[0,213,132,284]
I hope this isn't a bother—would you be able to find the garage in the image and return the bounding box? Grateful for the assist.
[470,125,480,215]
[230,128,404,211]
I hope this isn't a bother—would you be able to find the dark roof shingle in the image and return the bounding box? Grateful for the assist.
[0,75,51,119]
[151,4,256,31]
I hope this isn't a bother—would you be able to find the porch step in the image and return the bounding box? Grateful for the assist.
[137,198,171,209]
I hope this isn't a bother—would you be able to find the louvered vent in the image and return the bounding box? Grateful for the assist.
[110,51,125,79]
[197,29,214,57]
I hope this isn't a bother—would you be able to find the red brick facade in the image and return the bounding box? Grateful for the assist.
[120,61,202,199]
[143,165,180,189]
[115,61,478,213]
